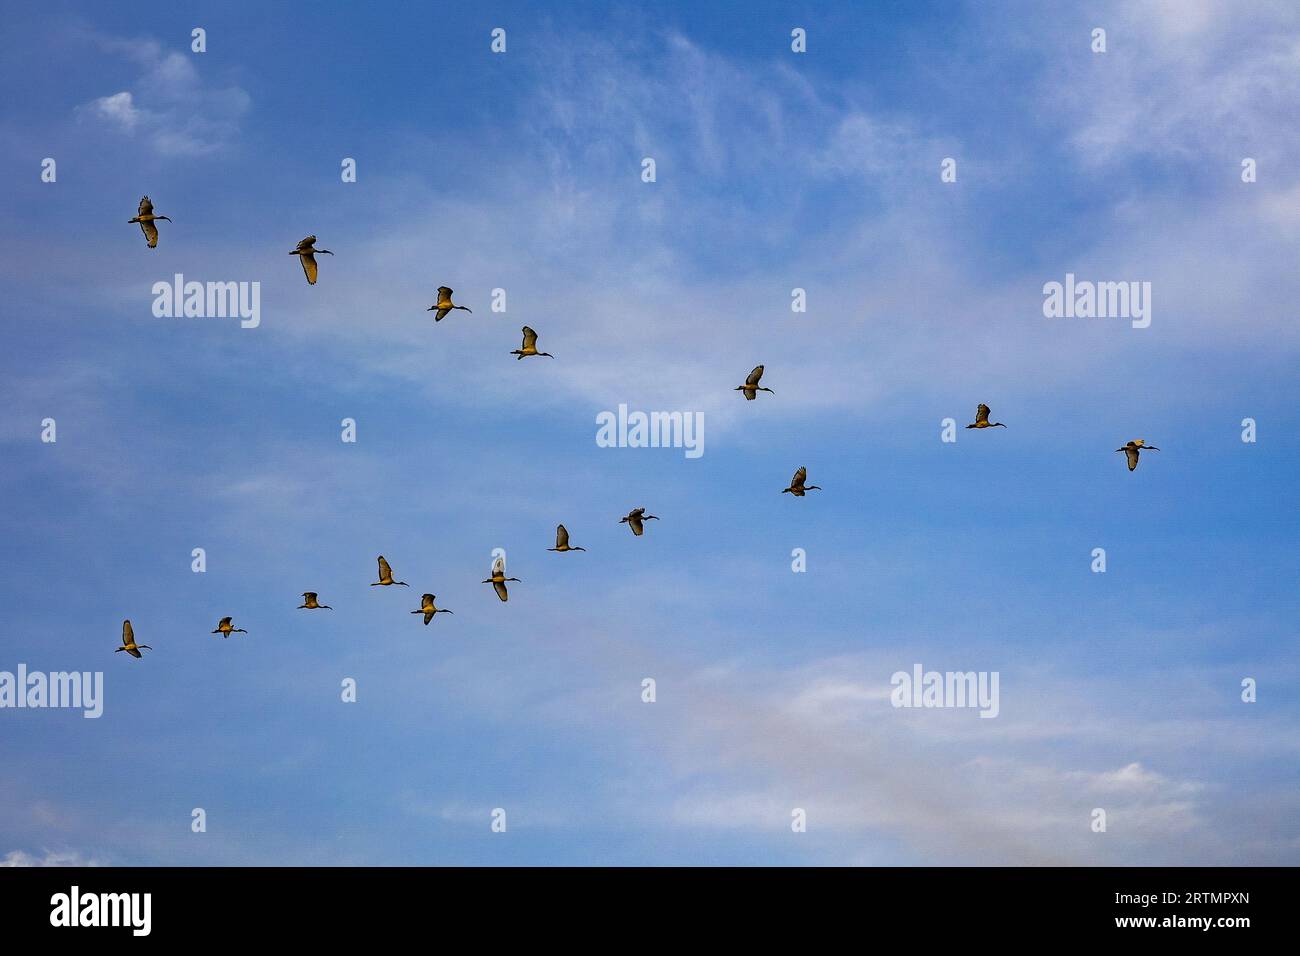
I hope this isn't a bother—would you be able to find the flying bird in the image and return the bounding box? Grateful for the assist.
[289,235,333,285]
[482,555,520,602]
[735,365,774,400]
[211,616,247,638]
[511,326,554,360]
[620,507,659,536]
[116,620,151,659]
[1116,439,1160,471]
[298,592,332,610]
[128,196,171,248]
[547,524,586,552]
[371,556,409,587]
[411,593,453,625]
[428,287,472,321]
[782,466,822,497]
[966,404,1006,429]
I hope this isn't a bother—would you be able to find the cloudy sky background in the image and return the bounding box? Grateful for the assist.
[0,0,1297,865]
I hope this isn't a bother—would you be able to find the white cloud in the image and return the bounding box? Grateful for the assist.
[77,35,249,156]
[86,91,144,131]
[1045,0,1300,168]
[1,849,104,867]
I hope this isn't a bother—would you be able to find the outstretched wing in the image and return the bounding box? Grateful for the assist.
[421,593,435,609]
[435,307,451,321]
[219,616,232,627]
[521,326,539,350]
[140,219,158,248]
[297,236,317,251]
[492,555,505,577]
[493,579,509,602]
[746,365,764,386]
[975,404,991,425]
[555,524,570,548]
[300,252,318,284]
[122,620,134,644]
[378,556,394,580]
[437,287,453,301]
[1126,446,1140,471]
[126,646,142,658]
[303,592,317,603]
[628,515,644,536]
[790,466,807,488]
[138,196,154,217]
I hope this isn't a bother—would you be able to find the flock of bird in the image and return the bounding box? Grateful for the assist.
[113,197,1161,659]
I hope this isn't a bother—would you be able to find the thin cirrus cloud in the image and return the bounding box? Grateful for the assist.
[1033,0,1300,168]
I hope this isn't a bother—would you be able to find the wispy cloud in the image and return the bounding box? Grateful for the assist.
[76,33,249,156]
[1,848,104,867]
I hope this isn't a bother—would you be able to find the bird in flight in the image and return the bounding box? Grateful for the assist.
[411,593,453,625]
[482,555,520,602]
[511,326,554,360]
[371,556,409,587]
[735,365,774,400]
[966,404,1007,429]
[289,235,333,285]
[782,466,822,497]
[620,507,659,536]
[128,196,171,248]
[298,592,332,610]
[1116,439,1160,471]
[428,287,472,321]
[547,524,586,552]
[211,616,247,638]
[116,620,151,659]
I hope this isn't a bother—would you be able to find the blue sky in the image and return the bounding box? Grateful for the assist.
[1,0,1298,865]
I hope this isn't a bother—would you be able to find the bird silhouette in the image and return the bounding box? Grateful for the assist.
[411,593,453,625]
[211,616,247,638]
[966,404,1006,429]
[298,592,332,610]
[547,524,586,552]
[371,556,409,587]
[511,326,554,360]
[735,365,774,400]
[620,507,659,536]
[128,196,171,248]
[115,620,151,658]
[782,466,822,497]
[482,555,520,602]
[289,235,333,285]
[1116,439,1160,471]
[428,287,472,321]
